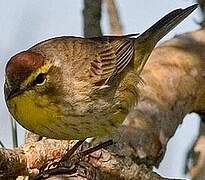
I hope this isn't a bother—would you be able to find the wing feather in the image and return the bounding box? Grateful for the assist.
[89,36,135,86]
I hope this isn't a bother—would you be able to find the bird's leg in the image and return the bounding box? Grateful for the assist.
[44,139,86,170]
[33,140,113,180]
[60,139,86,162]
[54,139,113,167]
[80,139,113,157]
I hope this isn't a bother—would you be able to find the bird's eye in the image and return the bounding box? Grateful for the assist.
[35,73,46,85]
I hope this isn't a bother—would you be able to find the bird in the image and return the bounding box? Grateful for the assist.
[4,5,197,141]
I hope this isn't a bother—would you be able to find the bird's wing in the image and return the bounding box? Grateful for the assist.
[89,36,135,87]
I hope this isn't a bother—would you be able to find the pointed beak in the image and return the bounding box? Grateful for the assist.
[4,84,22,101]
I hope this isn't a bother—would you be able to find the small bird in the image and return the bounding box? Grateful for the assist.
[4,5,197,140]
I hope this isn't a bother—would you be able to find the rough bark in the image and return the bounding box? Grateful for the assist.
[24,131,42,144]
[0,139,164,180]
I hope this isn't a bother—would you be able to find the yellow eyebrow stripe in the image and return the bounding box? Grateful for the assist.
[21,64,52,88]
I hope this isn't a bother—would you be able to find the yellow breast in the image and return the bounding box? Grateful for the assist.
[7,91,64,137]
[6,90,128,140]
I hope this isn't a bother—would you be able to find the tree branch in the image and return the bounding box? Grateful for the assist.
[83,0,102,37]
[105,0,123,35]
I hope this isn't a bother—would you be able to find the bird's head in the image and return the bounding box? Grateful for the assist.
[4,51,53,101]
[4,50,66,138]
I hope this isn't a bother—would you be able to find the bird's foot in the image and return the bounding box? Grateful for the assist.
[31,139,113,180]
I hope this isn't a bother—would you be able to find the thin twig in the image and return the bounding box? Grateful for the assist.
[0,140,4,148]
[10,116,18,148]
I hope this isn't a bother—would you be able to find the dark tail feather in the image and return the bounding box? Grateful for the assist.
[140,4,198,42]
[134,4,198,73]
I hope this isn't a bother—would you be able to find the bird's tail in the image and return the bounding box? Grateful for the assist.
[134,4,198,73]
